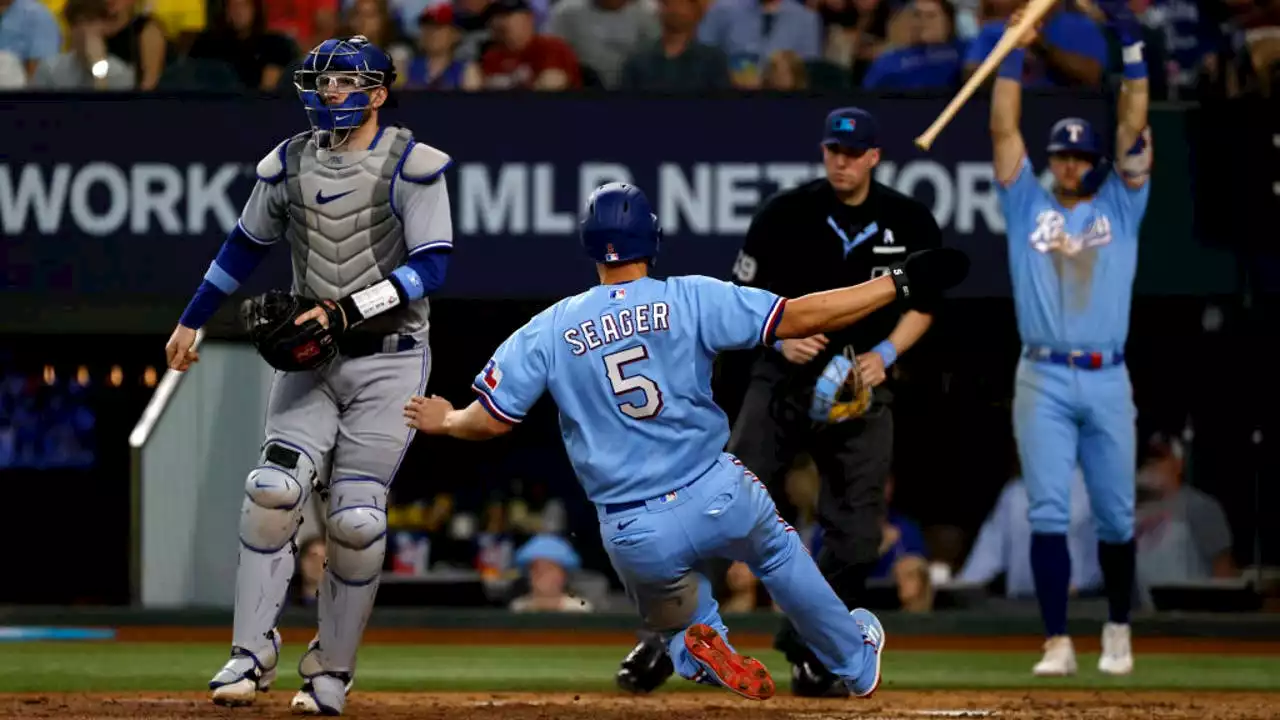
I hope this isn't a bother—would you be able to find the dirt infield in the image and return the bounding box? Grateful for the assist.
[4,690,1278,720]
[109,627,1280,654]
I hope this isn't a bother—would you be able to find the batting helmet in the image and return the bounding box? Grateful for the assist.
[293,35,397,149]
[580,183,662,265]
[1046,117,1102,158]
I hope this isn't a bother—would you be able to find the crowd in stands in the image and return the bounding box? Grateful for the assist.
[0,0,1276,97]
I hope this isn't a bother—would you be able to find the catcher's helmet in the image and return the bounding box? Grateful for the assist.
[293,35,396,149]
[580,183,662,265]
[1046,117,1102,158]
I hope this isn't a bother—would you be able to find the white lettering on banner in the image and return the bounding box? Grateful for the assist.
[460,163,527,234]
[876,160,1006,235]
[716,163,759,234]
[954,163,1001,234]
[579,163,632,206]
[533,163,573,234]
[0,162,242,236]
[658,163,711,234]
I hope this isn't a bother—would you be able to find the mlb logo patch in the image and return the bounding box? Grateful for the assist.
[834,117,856,132]
[610,288,627,300]
[482,359,503,391]
[605,243,620,262]
[660,491,678,503]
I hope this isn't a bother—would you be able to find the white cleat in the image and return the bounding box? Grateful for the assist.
[1032,635,1077,677]
[1098,622,1134,676]
[209,629,281,707]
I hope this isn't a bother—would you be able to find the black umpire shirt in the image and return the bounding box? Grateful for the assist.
[733,177,943,392]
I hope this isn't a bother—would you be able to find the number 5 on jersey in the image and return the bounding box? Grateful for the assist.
[604,345,663,419]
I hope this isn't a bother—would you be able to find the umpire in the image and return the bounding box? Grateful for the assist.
[616,107,944,697]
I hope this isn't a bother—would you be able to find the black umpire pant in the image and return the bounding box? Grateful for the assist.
[727,354,892,669]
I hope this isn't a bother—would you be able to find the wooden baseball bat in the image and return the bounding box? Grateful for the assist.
[913,0,1059,151]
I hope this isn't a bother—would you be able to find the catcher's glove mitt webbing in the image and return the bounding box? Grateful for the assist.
[242,291,344,371]
[809,352,872,424]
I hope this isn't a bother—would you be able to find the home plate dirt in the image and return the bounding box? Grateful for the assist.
[2,691,1277,720]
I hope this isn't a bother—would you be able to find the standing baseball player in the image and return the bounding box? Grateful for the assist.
[619,107,945,698]
[991,0,1152,677]
[406,182,968,701]
[163,36,454,715]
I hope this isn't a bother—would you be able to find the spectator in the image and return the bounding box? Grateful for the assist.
[31,0,134,89]
[870,475,932,612]
[546,0,658,88]
[1135,432,1238,598]
[820,0,890,82]
[1143,0,1226,99]
[188,0,296,92]
[480,0,581,90]
[0,0,60,79]
[290,535,326,606]
[0,48,23,86]
[453,0,495,61]
[618,0,730,91]
[721,561,760,612]
[265,0,338,53]
[508,534,593,613]
[405,4,481,89]
[862,0,964,89]
[101,0,166,89]
[342,0,414,82]
[1078,0,1169,98]
[762,47,809,87]
[698,0,821,88]
[146,0,207,54]
[958,467,1103,599]
[964,0,1106,87]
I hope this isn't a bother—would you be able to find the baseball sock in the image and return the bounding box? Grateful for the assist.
[1030,533,1071,637]
[1098,540,1136,624]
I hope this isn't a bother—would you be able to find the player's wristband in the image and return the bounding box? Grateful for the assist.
[871,339,898,369]
[336,275,412,328]
[998,49,1025,81]
[1121,41,1147,80]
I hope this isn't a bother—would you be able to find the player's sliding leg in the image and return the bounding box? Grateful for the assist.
[1077,367,1137,676]
[1013,360,1081,677]
[209,439,319,706]
[719,458,884,698]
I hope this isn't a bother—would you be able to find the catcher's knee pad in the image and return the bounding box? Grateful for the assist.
[241,441,316,552]
[325,478,388,584]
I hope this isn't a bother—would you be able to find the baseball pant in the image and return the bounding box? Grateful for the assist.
[600,453,876,683]
[727,358,891,667]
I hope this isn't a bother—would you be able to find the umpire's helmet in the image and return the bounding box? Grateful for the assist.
[580,183,662,265]
[293,35,397,149]
[1046,117,1102,159]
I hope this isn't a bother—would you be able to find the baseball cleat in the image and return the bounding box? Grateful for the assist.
[1098,623,1134,675]
[848,608,886,698]
[209,629,281,707]
[1032,635,1078,677]
[291,674,353,716]
[684,624,775,700]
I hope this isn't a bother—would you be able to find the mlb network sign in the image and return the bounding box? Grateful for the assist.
[0,92,1106,298]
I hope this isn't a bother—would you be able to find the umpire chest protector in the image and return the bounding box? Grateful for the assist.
[260,126,444,338]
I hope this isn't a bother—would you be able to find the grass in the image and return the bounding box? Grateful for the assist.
[0,643,1278,694]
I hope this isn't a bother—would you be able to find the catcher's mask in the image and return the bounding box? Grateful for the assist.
[808,347,872,424]
[241,290,338,372]
[294,35,396,150]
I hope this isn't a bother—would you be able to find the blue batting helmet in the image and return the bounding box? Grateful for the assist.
[293,35,397,149]
[580,183,662,265]
[1046,117,1102,158]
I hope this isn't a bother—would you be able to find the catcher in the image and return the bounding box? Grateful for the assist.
[164,36,451,716]
[618,107,945,697]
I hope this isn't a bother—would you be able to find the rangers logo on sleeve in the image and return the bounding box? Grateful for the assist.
[482,359,503,391]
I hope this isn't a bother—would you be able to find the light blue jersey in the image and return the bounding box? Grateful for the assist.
[472,275,785,506]
[998,158,1151,351]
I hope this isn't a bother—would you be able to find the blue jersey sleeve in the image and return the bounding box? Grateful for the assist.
[1046,12,1108,67]
[471,308,554,425]
[680,276,786,353]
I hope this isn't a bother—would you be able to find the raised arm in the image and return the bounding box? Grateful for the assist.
[1098,0,1151,187]
[991,14,1039,185]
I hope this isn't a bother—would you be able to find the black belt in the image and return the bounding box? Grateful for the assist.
[604,474,703,515]
[1024,346,1124,370]
[339,333,417,358]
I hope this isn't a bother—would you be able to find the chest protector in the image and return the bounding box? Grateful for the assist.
[280,127,429,339]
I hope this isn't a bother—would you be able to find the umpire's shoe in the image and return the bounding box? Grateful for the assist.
[209,629,281,707]
[616,631,675,694]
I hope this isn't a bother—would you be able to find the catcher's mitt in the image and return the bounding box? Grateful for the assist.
[808,349,872,424]
[241,290,345,372]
